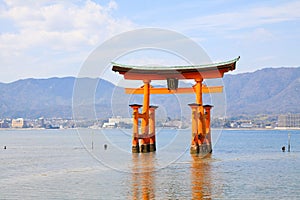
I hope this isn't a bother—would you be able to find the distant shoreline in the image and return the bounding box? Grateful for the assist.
[0,128,68,131]
[1,127,300,131]
[214,127,300,131]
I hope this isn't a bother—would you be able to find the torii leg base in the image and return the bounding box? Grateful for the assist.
[149,143,156,152]
[140,144,149,153]
[198,144,212,155]
[132,145,140,153]
[190,144,212,155]
[190,145,199,154]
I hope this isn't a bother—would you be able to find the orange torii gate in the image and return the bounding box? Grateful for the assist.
[112,56,239,154]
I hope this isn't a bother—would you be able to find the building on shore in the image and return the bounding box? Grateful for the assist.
[0,119,10,128]
[105,116,133,128]
[38,117,45,128]
[239,121,253,128]
[278,114,300,128]
[102,122,116,128]
[11,118,26,128]
[108,116,132,125]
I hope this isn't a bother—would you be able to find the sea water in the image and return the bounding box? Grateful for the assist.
[0,128,299,199]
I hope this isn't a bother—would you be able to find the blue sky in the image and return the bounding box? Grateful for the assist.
[0,0,299,83]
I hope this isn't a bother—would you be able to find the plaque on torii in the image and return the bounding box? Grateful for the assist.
[112,56,239,154]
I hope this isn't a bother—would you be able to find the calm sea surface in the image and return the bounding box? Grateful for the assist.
[0,128,300,199]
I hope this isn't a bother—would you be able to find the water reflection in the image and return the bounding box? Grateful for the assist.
[191,154,212,199]
[131,153,156,200]
[130,153,214,199]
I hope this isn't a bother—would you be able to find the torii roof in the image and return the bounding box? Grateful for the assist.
[112,56,239,80]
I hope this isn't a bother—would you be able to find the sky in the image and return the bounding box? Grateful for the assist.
[0,0,299,83]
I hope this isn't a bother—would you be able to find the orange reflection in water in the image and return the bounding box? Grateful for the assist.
[131,153,156,200]
[130,153,214,199]
[191,154,212,199]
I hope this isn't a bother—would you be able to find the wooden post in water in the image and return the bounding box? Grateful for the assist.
[130,104,142,153]
[204,105,213,153]
[288,132,291,152]
[91,131,94,150]
[194,79,206,145]
[189,103,201,154]
[140,80,150,153]
[149,105,158,152]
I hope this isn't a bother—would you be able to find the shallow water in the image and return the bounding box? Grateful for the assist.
[0,128,299,199]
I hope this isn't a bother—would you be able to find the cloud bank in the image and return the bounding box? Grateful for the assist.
[0,0,135,82]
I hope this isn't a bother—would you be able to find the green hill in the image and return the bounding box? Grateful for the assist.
[0,67,300,119]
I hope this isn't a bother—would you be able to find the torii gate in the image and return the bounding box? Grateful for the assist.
[112,56,239,154]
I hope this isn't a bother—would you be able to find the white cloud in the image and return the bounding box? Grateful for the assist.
[0,0,136,82]
[168,1,300,74]
[1,0,134,49]
[225,28,275,42]
[176,1,300,32]
[107,0,118,10]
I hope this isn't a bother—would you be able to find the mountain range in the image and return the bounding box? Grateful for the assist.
[224,67,300,116]
[0,67,300,119]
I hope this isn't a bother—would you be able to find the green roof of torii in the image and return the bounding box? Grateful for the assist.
[112,56,240,80]
[112,56,239,72]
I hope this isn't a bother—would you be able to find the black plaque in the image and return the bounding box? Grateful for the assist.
[167,78,178,90]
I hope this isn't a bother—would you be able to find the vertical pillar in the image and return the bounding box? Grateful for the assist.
[141,80,150,153]
[189,103,201,154]
[194,79,203,105]
[149,105,158,152]
[204,105,213,153]
[194,79,206,144]
[129,104,142,153]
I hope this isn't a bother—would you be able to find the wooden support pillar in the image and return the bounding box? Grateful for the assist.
[129,104,142,153]
[141,80,150,153]
[204,105,213,153]
[189,103,201,154]
[149,105,158,152]
[194,79,206,144]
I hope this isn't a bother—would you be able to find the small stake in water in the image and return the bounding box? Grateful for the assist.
[288,132,291,152]
[91,131,94,150]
